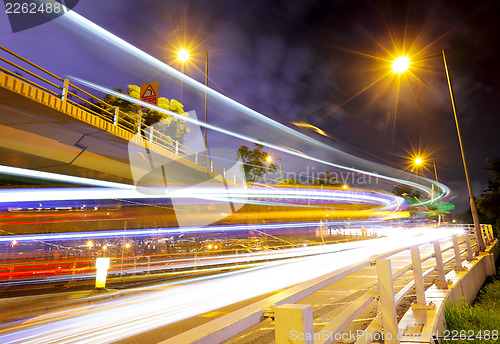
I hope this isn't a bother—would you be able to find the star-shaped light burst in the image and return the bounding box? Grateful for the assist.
[177,48,190,62]
[392,56,410,73]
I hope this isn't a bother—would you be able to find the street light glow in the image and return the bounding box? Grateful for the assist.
[177,48,190,62]
[414,157,423,165]
[266,156,272,162]
[392,56,410,73]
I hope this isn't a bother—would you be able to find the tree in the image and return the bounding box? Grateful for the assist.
[237,143,277,185]
[94,85,190,142]
[278,178,303,185]
[477,158,500,237]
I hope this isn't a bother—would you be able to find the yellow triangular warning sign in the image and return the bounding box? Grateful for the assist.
[140,82,159,109]
[142,84,156,98]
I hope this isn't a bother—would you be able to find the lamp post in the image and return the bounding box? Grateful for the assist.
[392,52,485,251]
[177,49,209,151]
[412,157,442,224]
[442,50,485,252]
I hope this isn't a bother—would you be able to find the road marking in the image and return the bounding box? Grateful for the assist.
[316,290,356,295]
[198,311,228,318]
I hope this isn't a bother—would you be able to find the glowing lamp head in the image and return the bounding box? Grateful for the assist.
[266,156,272,162]
[414,157,423,165]
[125,243,131,249]
[342,184,348,190]
[177,49,190,62]
[87,240,93,247]
[392,56,410,73]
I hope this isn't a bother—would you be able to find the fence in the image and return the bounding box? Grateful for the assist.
[161,225,497,344]
[0,45,245,186]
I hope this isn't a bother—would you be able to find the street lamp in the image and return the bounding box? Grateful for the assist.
[392,56,410,73]
[177,48,209,150]
[86,240,93,257]
[393,52,485,251]
[442,50,485,252]
[411,156,442,223]
[266,156,282,180]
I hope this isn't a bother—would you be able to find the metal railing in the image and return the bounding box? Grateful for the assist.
[0,45,245,186]
[161,225,496,344]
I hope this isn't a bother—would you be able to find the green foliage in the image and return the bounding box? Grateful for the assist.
[444,299,500,344]
[444,272,500,344]
[278,178,303,185]
[475,278,500,309]
[94,85,190,142]
[237,143,277,185]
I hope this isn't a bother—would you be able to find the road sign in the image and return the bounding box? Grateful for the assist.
[140,82,159,109]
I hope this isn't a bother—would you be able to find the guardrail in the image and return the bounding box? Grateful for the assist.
[0,45,245,186]
[161,225,496,344]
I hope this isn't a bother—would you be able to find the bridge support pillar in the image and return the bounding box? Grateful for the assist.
[275,304,314,344]
[465,232,475,261]
[453,235,467,271]
[434,240,452,288]
[410,246,435,310]
[376,259,399,344]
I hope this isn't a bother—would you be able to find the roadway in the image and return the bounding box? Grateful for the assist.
[0,226,467,344]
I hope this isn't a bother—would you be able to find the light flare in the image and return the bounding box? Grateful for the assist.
[392,56,410,73]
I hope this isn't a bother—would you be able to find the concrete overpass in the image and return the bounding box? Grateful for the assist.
[0,48,243,187]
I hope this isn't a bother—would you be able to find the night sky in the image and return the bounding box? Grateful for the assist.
[1,0,499,211]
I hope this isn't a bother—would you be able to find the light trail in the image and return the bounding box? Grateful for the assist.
[53,9,450,203]
[70,75,447,203]
[0,165,134,189]
[0,220,390,243]
[0,166,406,214]
[0,184,402,207]
[0,227,466,344]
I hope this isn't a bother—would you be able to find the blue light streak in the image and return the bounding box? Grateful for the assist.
[55,10,449,204]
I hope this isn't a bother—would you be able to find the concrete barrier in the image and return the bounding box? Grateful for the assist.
[398,240,498,344]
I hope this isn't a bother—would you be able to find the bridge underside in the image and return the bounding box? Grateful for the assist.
[0,85,215,187]
[0,85,241,235]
